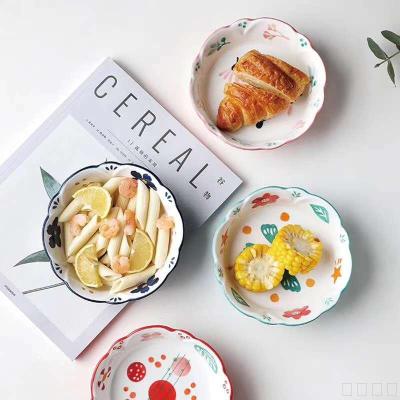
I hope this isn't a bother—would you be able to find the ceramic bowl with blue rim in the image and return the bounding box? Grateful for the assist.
[190,17,326,150]
[42,162,184,304]
[212,186,351,325]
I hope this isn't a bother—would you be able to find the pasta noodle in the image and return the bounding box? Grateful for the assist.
[154,228,170,269]
[67,215,100,257]
[59,198,82,223]
[98,263,122,286]
[64,222,73,255]
[107,208,125,260]
[145,189,161,244]
[127,196,136,212]
[135,180,149,230]
[110,265,157,294]
[102,176,125,194]
[119,234,131,257]
[116,194,129,211]
[100,252,111,266]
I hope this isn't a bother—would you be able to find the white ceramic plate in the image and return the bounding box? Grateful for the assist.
[190,17,326,150]
[212,186,351,325]
[91,325,232,400]
[42,162,184,304]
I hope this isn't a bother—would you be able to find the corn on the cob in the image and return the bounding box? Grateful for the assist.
[234,244,285,292]
[269,224,323,275]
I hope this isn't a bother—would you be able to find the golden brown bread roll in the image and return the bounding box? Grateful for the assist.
[233,50,310,102]
[216,82,290,132]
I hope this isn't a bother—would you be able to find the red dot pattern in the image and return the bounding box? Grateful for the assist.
[127,362,146,382]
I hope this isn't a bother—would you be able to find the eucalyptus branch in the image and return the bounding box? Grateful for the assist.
[374,50,400,68]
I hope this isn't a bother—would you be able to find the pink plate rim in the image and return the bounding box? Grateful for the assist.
[189,16,327,151]
[90,324,234,399]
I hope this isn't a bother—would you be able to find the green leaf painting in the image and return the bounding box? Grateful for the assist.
[40,167,61,199]
[381,30,400,46]
[231,287,249,307]
[310,204,329,223]
[281,270,301,292]
[367,37,387,59]
[194,344,218,374]
[261,224,278,243]
[14,250,50,267]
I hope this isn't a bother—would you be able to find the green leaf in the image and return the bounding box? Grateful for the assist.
[14,250,49,266]
[261,224,278,243]
[194,344,218,373]
[381,30,400,46]
[40,167,61,199]
[387,60,396,86]
[281,270,301,292]
[231,287,249,307]
[367,37,387,60]
[310,204,330,223]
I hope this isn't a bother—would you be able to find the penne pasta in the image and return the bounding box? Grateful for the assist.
[98,263,122,286]
[67,215,100,257]
[154,228,170,269]
[110,265,157,294]
[102,177,124,194]
[119,234,131,257]
[67,255,75,263]
[100,252,111,266]
[145,189,161,245]
[59,198,82,223]
[87,232,99,245]
[127,196,137,212]
[107,209,125,260]
[116,194,129,211]
[136,180,149,230]
[64,222,73,256]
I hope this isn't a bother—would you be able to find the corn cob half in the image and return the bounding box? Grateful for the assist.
[234,244,285,292]
[269,224,323,275]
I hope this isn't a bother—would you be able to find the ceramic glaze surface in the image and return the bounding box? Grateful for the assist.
[190,17,326,150]
[43,162,184,304]
[91,326,232,400]
[213,186,351,325]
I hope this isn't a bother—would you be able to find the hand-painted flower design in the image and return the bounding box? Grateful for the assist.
[283,305,311,320]
[263,23,289,40]
[251,193,279,208]
[332,258,342,284]
[293,120,306,130]
[130,171,157,190]
[130,275,159,294]
[220,229,228,254]
[47,217,61,248]
[97,366,111,390]
[141,332,163,342]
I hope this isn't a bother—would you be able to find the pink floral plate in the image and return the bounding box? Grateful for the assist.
[190,17,326,150]
[212,186,352,325]
[91,325,232,400]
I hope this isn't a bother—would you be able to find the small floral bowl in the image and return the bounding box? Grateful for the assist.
[42,162,184,304]
[190,17,326,150]
[212,186,352,325]
[91,325,233,400]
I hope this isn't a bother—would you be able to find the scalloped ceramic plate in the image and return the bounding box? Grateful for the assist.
[190,17,326,150]
[42,162,184,304]
[212,186,351,325]
[91,325,232,400]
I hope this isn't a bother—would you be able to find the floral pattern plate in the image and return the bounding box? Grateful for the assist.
[91,325,232,400]
[190,17,326,150]
[212,186,351,325]
[42,162,184,304]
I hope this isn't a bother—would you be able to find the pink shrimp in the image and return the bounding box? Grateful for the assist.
[156,215,175,230]
[70,213,88,237]
[111,256,130,274]
[99,218,120,239]
[118,178,138,198]
[124,209,136,235]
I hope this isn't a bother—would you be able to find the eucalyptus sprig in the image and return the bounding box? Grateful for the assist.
[367,30,400,86]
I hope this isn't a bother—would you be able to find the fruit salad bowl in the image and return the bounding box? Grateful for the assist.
[212,186,352,326]
[42,162,184,304]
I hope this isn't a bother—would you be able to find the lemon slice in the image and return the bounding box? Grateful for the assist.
[129,229,154,273]
[74,243,103,288]
[72,186,112,218]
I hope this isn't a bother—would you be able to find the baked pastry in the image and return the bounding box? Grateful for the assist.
[233,50,310,103]
[217,82,290,132]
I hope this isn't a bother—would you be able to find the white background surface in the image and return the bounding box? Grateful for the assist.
[0,1,399,399]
